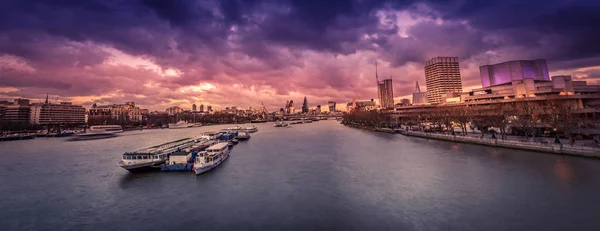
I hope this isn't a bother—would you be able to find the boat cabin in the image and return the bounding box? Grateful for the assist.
[168,151,191,165]
[122,152,167,161]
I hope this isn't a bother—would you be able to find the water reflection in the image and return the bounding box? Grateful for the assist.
[451,144,461,152]
[488,149,502,160]
[553,160,574,184]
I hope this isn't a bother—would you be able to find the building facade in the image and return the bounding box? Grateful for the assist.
[424,57,462,104]
[192,104,197,112]
[89,102,147,122]
[302,97,309,113]
[347,99,377,112]
[328,101,336,112]
[165,106,184,115]
[3,105,31,123]
[479,59,549,87]
[377,79,394,109]
[30,102,86,124]
[462,75,599,103]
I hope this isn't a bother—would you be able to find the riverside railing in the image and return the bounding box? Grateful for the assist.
[403,131,599,157]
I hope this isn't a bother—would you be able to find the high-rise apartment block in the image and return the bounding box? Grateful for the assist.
[424,57,462,104]
[376,62,394,109]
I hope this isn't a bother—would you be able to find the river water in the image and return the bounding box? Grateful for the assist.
[1,120,599,230]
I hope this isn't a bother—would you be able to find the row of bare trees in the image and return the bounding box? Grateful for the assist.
[344,99,595,142]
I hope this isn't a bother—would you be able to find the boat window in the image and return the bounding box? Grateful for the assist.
[143,156,148,159]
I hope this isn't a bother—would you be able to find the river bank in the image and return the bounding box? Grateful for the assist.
[343,123,600,158]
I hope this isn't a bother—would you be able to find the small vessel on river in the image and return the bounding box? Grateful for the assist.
[244,125,258,133]
[169,121,193,129]
[274,121,289,127]
[194,142,230,175]
[237,131,250,140]
[118,138,198,172]
[70,125,122,140]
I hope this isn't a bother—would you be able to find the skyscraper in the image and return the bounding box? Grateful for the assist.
[289,100,295,114]
[375,62,394,109]
[302,96,309,113]
[424,57,462,104]
[328,101,336,112]
[479,59,549,87]
[192,104,197,112]
[207,105,212,112]
[199,104,205,112]
[285,100,290,114]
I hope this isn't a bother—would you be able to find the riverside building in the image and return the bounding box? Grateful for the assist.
[424,57,462,104]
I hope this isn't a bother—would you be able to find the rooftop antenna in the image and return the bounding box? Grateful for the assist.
[375,60,379,83]
[45,93,49,104]
[415,81,421,93]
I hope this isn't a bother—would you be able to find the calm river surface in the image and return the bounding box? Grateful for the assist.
[1,120,600,230]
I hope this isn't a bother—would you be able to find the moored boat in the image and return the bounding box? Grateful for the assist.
[274,121,289,127]
[193,142,230,175]
[118,138,198,172]
[70,125,122,141]
[244,125,258,133]
[169,121,193,129]
[237,131,250,140]
[201,131,220,140]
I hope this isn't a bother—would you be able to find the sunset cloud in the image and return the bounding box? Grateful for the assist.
[1,0,599,111]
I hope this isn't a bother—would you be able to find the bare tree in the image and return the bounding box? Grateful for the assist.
[488,104,511,140]
[451,106,470,136]
[510,100,543,141]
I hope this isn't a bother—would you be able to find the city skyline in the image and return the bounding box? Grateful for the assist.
[1,0,599,111]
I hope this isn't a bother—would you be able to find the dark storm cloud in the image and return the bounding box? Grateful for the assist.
[419,0,600,67]
[1,0,599,109]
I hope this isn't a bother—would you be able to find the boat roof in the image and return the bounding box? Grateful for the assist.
[207,142,228,150]
[129,138,192,154]
[171,151,190,156]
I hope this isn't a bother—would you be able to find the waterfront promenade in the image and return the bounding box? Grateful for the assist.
[344,124,600,158]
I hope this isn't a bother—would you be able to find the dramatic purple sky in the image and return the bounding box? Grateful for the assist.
[1,0,599,111]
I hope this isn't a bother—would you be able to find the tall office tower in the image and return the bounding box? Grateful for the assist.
[328,101,336,112]
[302,97,309,113]
[424,57,462,104]
[289,100,295,114]
[207,105,212,112]
[479,59,549,87]
[327,101,336,112]
[375,62,394,109]
[192,104,197,112]
[199,104,205,112]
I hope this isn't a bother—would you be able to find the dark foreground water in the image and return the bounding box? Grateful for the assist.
[1,120,600,230]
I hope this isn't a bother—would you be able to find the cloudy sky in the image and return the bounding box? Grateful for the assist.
[1,0,599,111]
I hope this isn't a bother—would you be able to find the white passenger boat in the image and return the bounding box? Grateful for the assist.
[274,121,289,127]
[224,126,243,131]
[169,121,193,129]
[237,131,250,140]
[201,131,220,140]
[70,125,123,140]
[118,138,198,172]
[89,125,123,133]
[194,142,230,175]
[244,125,258,133]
